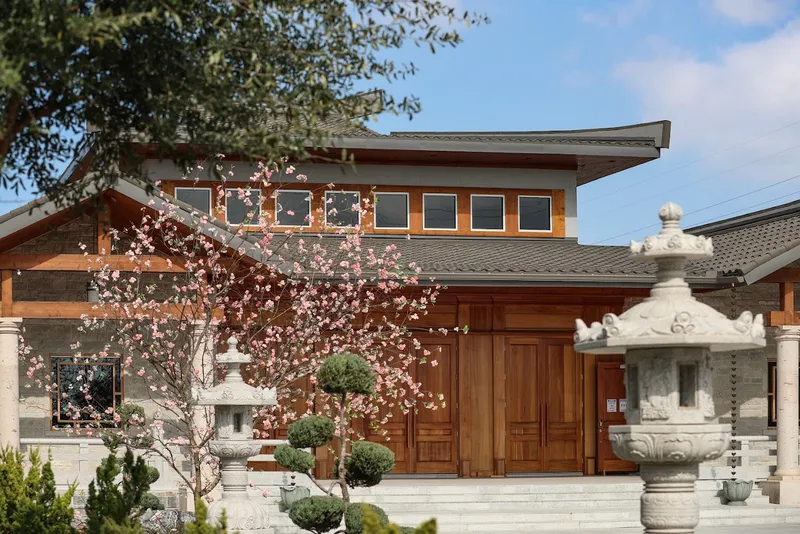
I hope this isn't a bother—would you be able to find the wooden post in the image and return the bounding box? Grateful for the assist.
[1,270,11,316]
[780,282,795,313]
[96,201,112,254]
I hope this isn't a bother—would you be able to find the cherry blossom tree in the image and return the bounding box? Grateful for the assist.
[23,159,456,500]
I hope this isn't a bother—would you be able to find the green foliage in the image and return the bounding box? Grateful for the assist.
[288,496,344,534]
[138,493,163,511]
[344,441,395,488]
[0,1,488,204]
[287,415,336,449]
[317,353,376,395]
[85,449,151,534]
[145,466,160,485]
[345,503,388,534]
[361,506,437,534]
[0,446,76,534]
[274,444,316,474]
[184,499,227,534]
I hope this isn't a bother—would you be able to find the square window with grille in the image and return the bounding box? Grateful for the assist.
[51,356,123,429]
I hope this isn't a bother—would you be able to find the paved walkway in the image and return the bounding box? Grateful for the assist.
[546,527,798,534]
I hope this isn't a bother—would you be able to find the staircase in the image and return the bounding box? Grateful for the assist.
[259,476,800,534]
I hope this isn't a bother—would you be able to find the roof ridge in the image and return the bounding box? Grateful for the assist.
[687,199,800,235]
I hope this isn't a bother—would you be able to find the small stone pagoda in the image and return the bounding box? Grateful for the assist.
[194,336,277,534]
[574,202,766,533]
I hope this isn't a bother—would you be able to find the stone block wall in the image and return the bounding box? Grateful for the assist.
[10,214,97,254]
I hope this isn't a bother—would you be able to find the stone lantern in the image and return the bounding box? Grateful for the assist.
[194,336,277,534]
[574,202,765,533]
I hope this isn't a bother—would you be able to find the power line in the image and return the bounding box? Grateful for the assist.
[604,140,800,212]
[590,171,800,245]
[587,117,800,203]
[688,189,800,228]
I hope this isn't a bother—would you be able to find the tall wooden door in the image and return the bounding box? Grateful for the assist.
[504,337,582,473]
[596,362,637,474]
[363,337,458,474]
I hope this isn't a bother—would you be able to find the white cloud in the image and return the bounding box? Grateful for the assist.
[708,0,795,25]
[579,0,651,28]
[616,21,800,177]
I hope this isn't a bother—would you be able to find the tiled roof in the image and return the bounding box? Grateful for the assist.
[383,133,656,148]
[688,200,800,278]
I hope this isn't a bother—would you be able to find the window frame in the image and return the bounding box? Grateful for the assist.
[373,192,410,230]
[274,190,313,228]
[324,190,362,228]
[422,193,458,231]
[470,194,506,232]
[174,187,212,214]
[766,359,800,428]
[517,194,553,233]
[50,354,123,430]
[225,187,263,226]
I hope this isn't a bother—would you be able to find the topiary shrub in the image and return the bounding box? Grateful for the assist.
[0,446,76,534]
[345,503,388,534]
[316,352,376,395]
[84,448,152,534]
[274,444,316,473]
[287,415,335,449]
[345,441,395,488]
[288,496,344,534]
[360,505,437,534]
[138,493,163,512]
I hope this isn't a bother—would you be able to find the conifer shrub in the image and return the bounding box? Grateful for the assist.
[274,445,316,473]
[287,496,344,534]
[344,502,388,534]
[361,505,437,534]
[85,448,151,534]
[316,352,376,395]
[0,446,75,534]
[344,441,395,488]
[184,499,227,534]
[286,415,335,449]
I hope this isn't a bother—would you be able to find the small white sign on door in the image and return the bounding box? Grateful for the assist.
[619,399,627,413]
[606,398,617,413]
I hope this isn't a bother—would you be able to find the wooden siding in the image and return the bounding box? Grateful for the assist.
[162,182,566,238]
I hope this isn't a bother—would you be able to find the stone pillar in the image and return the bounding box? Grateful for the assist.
[766,325,800,505]
[0,318,22,449]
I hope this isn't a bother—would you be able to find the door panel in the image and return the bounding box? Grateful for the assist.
[505,338,543,472]
[597,362,637,474]
[413,339,458,473]
[365,337,458,475]
[541,341,582,472]
[504,337,582,474]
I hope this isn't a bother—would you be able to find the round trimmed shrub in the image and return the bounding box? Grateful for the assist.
[287,415,336,449]
[274,444,316,473]
[146,465,160,485]
[345,441,395,488]
[317,352,376,395]
[345,503,389,534]
[288,496,345,534]
[140,492,164,511]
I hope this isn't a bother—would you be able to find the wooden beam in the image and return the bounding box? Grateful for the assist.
[767,310,800,327]
[780,282,795,312]
[10,301,223,320]
[1,270,11,317]
[96,203,112,254]
[762,268,800,283]
[0,254,185,272]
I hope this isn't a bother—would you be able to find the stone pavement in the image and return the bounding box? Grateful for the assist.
[546,527,799,534]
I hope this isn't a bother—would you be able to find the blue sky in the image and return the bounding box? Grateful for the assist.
[4,0,800,245]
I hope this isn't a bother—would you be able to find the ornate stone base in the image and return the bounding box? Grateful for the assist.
[610,424,731,534]
[208,497,273,534]
[764,475,800,506]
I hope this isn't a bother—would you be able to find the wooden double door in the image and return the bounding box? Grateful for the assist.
[363,337,459,474]
[503,336,583,473]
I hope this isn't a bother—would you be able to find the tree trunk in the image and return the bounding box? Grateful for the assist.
[337,392,350,504]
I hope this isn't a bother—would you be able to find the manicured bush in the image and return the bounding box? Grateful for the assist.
[0,446,75,534]
[317,352,376,395]
[345,503,388,534]
[274,444,316,473]
[287,415,336,449]
[288,496,344,534]
[361,505,437,534]
[138,493,163,512]
[345,441,395,488]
